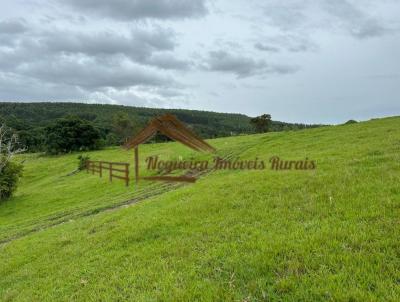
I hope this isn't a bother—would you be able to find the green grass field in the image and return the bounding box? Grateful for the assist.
[1,117,400,301]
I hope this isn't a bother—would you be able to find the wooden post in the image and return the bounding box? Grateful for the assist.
[109,163,113,182]
[125,163,129,187]
[134,146,139,184]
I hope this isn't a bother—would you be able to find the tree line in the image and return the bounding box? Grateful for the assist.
[0,102,323,154]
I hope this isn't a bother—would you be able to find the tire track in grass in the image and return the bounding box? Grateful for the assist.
[0,141,258,246]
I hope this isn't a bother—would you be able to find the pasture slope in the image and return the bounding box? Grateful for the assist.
[0,116,399,301]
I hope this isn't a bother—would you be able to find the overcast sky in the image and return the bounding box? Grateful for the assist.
[0,0,399,124]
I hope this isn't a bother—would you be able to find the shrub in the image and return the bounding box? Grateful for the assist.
[0,161,23,201]
[77,155,90,171]
[344,119,358,125]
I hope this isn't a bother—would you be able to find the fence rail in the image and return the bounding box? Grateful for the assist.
[86,160,130,186]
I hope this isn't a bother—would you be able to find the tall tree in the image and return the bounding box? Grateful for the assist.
[0,124,25,200]
[0,124,25,173]
[44,117,101,154]
[111,112,138,144]
[250,114,272,133]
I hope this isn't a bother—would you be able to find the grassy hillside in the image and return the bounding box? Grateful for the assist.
[1,116,399,301]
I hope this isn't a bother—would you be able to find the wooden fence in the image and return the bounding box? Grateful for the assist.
[86,160,130,186]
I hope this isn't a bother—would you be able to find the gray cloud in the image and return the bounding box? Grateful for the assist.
[204,50,298,78]
[146,53,191,70]
[262,0,393,40]
[0,72,86,101]
[273,34,317,52]
[0,22,184,103]
[349,18,387,39]
[0,71,182,107]
[255,34,317,53]
[36,27,189,70]
[0,19,27,35]
[0,23,189,93]
[262,2,308,32]
[254,43,280,53]
[19,57,173,89]
[43,28,175,57]
[320,0,388,39]
[59,0,208,21]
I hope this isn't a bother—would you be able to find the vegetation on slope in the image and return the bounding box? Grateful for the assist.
[0,117,399,301]
[0,102,321,151]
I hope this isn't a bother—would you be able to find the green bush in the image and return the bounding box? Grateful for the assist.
[344,119,358,125]
[77,155,90,171]
[0,161,23,201]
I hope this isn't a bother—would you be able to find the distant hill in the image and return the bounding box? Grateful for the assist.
[0,102,253,137]
[0,102,321,151]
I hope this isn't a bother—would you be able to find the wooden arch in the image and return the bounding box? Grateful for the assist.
[124,114,216,183]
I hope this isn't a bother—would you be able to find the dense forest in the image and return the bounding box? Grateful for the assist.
[0,102,322,152]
